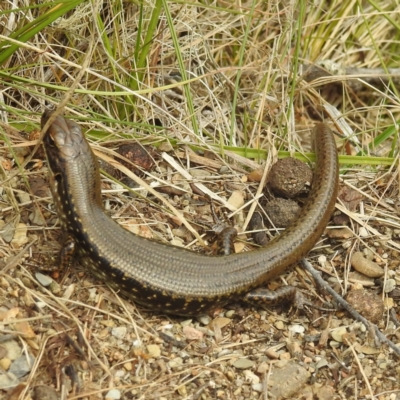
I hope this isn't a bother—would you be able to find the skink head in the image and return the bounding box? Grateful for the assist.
[41,110,87,161]
[41,110,96,181]
[41,110,102,212]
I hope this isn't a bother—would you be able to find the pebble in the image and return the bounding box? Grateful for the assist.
[330,327,347,342]
[168,357,183,369]
[317,255,327,266]
[35,272,53,287]
[0,372,18,389]
[353,343,381,355]
[232,358,255,370]
[0,221,14,243]
[383,279,396,293]
[105,389,121,400]
[10,223,28,248]
[9,353,35,378]
[1,340,22,360]
[351,252,384,278]
[217,349,232,358]
[32,385,59,400]
[252,383,263,392]
[265,349,279,360]
[363,248,375,260]
[0,358,11,370]
[182,326,203,340]
[228,190,244,209]
[243,370,260,384]
[147,344,161,358]
[18,192,31,204]
[197,314,211,325]
[219,165,230,174]
[274,320,285,330]
[111,327,127,340]
[326,227,354,239]
[329,340,341,348]
[288,324,305,334]
[29,208,46,226]
[265,361,309,398]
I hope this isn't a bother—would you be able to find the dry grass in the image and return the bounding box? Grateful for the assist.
[1,0,400,399]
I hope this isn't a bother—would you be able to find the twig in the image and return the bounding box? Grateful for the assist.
[301,258,400,357]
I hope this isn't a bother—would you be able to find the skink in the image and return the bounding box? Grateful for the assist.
[41,111,339,315]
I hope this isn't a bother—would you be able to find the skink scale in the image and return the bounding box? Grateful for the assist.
[41,111,339,316]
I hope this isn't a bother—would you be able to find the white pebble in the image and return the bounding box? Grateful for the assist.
[105,389,121,400]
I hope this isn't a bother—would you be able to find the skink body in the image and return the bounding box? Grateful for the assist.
[42,112,339,315]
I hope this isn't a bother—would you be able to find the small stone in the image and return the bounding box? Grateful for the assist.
[1,340,21,360]
[0,358,11,370]
[274,320,285,330]
[265,361,309,398]
[228,190,244,209]
[383,279,396,293]
[326,227,354,239]
[318,255,327,266]
[353,342,381,355]
[105,389,121,400]
[35,272,53,287]
[29,208,46,226]
[111,326,127,340]
[331,327,347,342]
[18,192,31,204]
[197,314,211,325]
[9,353,35,378]
[252,383,263,392]
[182,326,203,340]
[265,348,279,359]
[170,238,184,247]
[219,165,230,175]
[232,358,255,370]
[0,221,14,243]
[243,370,260,384]
[147,345,161,358]
[384,297,394,308]
[123,362,133,371]
[288,324,305,334]
[0,372,18,389]
[11,223,28,248]
[168,357,183,369]
[32,385,59,400]
[351,252,384,278]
